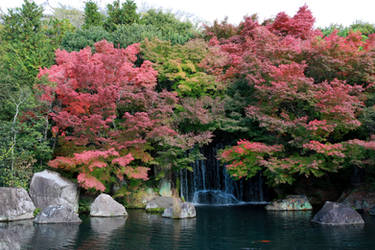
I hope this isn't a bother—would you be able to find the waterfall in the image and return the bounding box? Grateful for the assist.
[180,142,268,205]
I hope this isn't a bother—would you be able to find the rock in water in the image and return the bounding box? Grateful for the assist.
[145,196,176,213]
[29,170,79,212]
[311,201,365,225]
[266,195,312,211]
[90,194,127,217]
[34,205,81,224]
[162,200,196,219]
[0,187,35,222]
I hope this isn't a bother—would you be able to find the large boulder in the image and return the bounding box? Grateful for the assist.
[266,195,312,211]
[123,187,158,209]
[90,194,127,217]
[34,205,81,224]
[29,170,79,212]
[338,186,375,212]
[311,201,365,225]
[0,187,35,222]
[145,196,177,213]
[162,200,196,219]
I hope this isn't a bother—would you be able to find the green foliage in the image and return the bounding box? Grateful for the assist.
[60,26,111,51]
[50,5,84,28]
[33,208,41,217]
[83,1,104,29]
[104,0,139,32]
[320,21,375,38]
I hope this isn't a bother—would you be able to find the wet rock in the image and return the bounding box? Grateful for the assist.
[34,205,81,224]
[338,186,375,212]
[266,195,312,211]
[369,206,375,216]
[29,170,79,212]
[124,187,158,209]
[162,200,196,219]
[90,194,127,217]
[145,196,177,213]
[0,187,35,222]
[311,201,365,225]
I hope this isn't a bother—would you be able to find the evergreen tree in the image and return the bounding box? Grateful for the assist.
[83,1,103,29]
[104,0,139,32]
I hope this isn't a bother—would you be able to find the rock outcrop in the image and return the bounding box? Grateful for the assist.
[34,205,81,224]
[266,195,312,211]
[311,201,365,225]
[90,194,127,217]
[29,170,79,212]
[0,187,35,222]
[162,200,196,219]
[145,196,176,213]
[124,187,158,209]
[338,186,375,212]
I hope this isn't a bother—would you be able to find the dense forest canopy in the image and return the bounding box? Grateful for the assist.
[1,0,375,198]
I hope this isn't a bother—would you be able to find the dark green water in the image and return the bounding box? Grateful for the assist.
[1,205,375,250]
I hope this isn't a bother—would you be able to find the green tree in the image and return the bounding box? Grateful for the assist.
[104,0,139,32]
[83,1,104,29]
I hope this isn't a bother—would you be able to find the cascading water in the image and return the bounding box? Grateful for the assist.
[180,143,268,205]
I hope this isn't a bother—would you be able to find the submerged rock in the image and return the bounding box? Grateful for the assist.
[29,170,79,212]
[266,195,312,211]
[34,205,81,224]
[124,187,158,209]
[0,187,35,222]
[146,196,177,213]
[162,200,196,219]
[90,194,127,217]
[311,201,365,225]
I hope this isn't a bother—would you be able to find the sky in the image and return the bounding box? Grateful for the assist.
[1,0,375,27]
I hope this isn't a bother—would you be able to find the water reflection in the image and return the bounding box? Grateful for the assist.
[0,221,34,250]
[31,223,80,249]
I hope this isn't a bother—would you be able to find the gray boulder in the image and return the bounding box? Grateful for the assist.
[0,187,35,222]
[145,196,176,213]
[368,206,375,216]
[29,170,79,212]
[162,201,196,219]
[90,194,127,217]
[266,195,312,211]
[34,205,81,224]
[311,201,365,225]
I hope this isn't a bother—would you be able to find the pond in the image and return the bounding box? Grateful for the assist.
[1,205,375,250]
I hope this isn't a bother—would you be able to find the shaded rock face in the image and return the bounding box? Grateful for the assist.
[34,205,81,224]
[162,201,196,219]
[266,195,312,211]
[0,187,35,222]
[29,170,79,212]
[338,186,375,212]
[145,196,177,213]
[90,194,127,217]
[124,188,158,209]
[311,201,365,225]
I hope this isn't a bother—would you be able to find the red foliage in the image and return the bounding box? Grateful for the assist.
[40,40,178,191]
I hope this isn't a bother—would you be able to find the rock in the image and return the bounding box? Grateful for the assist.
[162,199,196,219]
[90,194,127,217]
[311,201,365,225]
[124,187,158,209]
[145,196,177,213]
[0,187,35,222]
[266,195,312,211]
[29,170,79,212]
[34,205,81,224]
[369,206,375,216]
[338,186,375,212]
[159,179,172,197]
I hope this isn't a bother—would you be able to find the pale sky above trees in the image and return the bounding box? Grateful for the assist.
[1,0,375,27]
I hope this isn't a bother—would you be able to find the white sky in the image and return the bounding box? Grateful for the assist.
[1,0,375,27]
